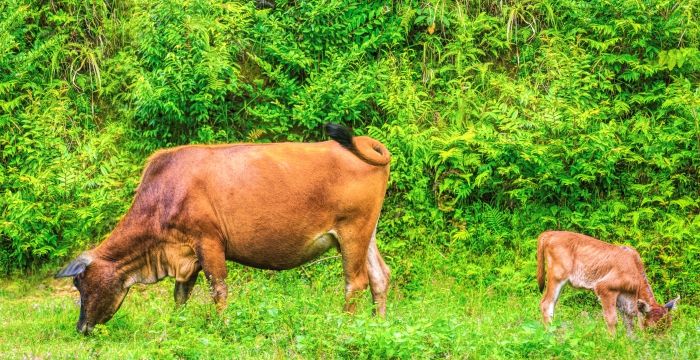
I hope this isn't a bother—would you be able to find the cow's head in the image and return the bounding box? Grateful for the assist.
[637,297,680,331]
[55,253,129,334]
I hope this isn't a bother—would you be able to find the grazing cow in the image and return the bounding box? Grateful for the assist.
[55,124,391,333]
[536,231,679,335]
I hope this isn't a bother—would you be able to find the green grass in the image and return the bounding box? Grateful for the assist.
[2,254,698,359]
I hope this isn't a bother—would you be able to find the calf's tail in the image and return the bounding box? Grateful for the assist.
[537,232,548,293]
[325,123,390,166]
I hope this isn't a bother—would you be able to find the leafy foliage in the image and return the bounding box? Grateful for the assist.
[1,0,699,308]
[0,0,139,271]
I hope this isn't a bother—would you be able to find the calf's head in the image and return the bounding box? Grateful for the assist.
[637,297,680,331]
[55,253,129,334]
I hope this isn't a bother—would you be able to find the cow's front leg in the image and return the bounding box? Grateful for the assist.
[621,312,635,337]
[596,287,619,335]
[617,295,637,337]
[174,269,200,306]
[197,240,228,313]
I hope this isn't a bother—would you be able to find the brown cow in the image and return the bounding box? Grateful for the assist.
[537,231,679,335]
[56,124,391,333]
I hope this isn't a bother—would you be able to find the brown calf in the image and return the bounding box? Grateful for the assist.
[56,124,391,333]
[537,231,679,335]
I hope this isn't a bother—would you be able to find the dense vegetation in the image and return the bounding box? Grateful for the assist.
[1,0,699,357]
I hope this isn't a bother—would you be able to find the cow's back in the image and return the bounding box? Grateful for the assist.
[133,140,389,270]
[541,231,642,292]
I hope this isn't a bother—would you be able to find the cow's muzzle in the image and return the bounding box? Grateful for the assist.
[77,321,92,334]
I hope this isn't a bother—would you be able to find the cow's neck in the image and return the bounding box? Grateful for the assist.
[95,227,174,288]
[637,271,658,305]
[121,246,174,287]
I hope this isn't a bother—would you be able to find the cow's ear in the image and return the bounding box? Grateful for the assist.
[664,296,680,311]
[55,254,93,278]
[637,299,652,314]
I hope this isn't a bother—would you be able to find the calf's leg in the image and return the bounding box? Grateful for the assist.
[617,294,637,336]
[621,312,635,336]
[540,277,566,325]
[366,229,390,317]
[596,286,619,335]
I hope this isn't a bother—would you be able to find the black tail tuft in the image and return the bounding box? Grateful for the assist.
[325,123,355,152]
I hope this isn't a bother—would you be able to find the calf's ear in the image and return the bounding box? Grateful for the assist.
[55,254,93,278]
[664,296,680,311]
[637,299,652,314]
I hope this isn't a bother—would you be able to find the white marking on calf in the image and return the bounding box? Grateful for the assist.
[569,265,605,290]
[548,280,567,319]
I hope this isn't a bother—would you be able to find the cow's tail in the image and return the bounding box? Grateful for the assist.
[325,123,390,166]
[537,232,548,293]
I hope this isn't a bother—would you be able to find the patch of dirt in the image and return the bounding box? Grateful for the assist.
[50,278,79,297]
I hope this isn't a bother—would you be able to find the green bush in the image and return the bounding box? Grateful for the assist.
[1,0,698,302]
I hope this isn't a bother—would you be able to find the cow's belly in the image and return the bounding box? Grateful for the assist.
[225,231,340,270]
[568,266,599,290]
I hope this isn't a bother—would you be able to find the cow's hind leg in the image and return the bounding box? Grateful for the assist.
[174,269,200,306]
[540,276,566,326]
[196,239,228,313]
[366,228,390,317]
[335,223,373,314]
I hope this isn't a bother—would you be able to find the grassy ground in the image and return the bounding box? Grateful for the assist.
[1,255,698,359]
